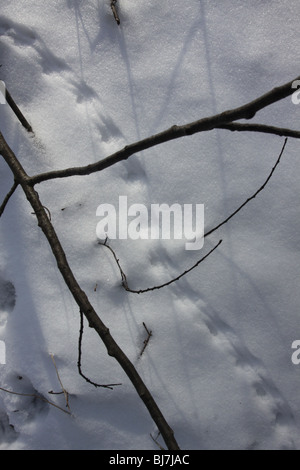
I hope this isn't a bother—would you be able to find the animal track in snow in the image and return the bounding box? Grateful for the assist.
[0,15,125,154]
[0,16,37,45]
[0,16,69,74]
[172,282,297,448]
[2,373,49,423]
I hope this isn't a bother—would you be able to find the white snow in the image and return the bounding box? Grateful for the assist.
[0,0,300,450]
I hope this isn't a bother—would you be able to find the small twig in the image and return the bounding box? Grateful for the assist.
[204,138,288,238]
[77,309,122,389]
[110,0,120,25]
[43,205,52,221]
[140,322,152,357]
[50,353,71,412]
[0,180,18,217]
[5,87,33,133]
[99,239,222,293]
[150,431,166,450]
[217,122,300,139]
[97,140,287,294]
[31,205,51,220]
[132,240,222,293]
[0,386,71,415]
[98,237,128,289]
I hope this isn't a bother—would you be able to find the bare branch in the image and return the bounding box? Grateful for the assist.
[5,87,33,133]
[0,70,293,450]
[77,309,122,390]
[0,385,71,415]
[98,237,128,288]
[217,122,300,139]
[0,130,180,451]
[140,323,153,357]
[110,0,120,25]
[97,138,287,293]
[27,75,300,186]
[50,353,71,412]
[204,138,288,238]
[0,180,18,217]
[99,239,222,293]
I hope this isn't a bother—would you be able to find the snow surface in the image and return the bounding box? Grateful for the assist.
[0,0,300,450]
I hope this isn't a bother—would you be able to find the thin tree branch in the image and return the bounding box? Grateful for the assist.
[150,431,166,450]
[99,239,222,293]
[97,138,287,293]
[5,87,33,133]
[127,240,221,292]
[110,0,120,25]
[0,180,18,217]
[27,75,300,186]
[0,74,293,449]
[140,323,153,357]
[77,309,122,390]
[50,353,71,412]
[217,122,300,139]
[204,138,288,238]
[0,386,71,415]
[99,236,128,288]
[0,130,180,451]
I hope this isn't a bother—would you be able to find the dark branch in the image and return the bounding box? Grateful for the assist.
[140,323,152,357]
[0,130,180,451]
[217,123,300,139]
[204,138,288,238]
[27,75,300,186]
[97,138,287,293]
[98,237,128,288]
[99,239,222,293]
[0,180,18,217]
[77,309,122,389]
[6,87,33,133]
[110,0,120,25]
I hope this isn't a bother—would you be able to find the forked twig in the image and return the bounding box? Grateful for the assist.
[77,309,122,390]
[0,65,292,450]
[98,138,287,294]
[27,76,299,186]
[0,130,180,450]
[98,239,222,293]
[99,237,128,288]
[49,353,71,412]
[140,322,152,357]
[150,431,166,450]
[0,386,71,415]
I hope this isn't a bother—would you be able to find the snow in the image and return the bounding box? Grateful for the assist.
[0,0,300,450]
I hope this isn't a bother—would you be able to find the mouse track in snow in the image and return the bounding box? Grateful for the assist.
[0,15,123,149]
[173,281,297,448]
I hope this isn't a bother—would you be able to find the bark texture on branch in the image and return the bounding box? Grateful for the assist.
[6,87,33,133]
[27,75,300,186]
[0,130,180,451]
